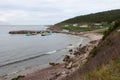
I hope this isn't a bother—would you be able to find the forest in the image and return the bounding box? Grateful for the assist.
[58,9,120,24]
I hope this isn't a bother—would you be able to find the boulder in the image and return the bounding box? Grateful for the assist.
[11,75,25,80]
[63,55,71,62]
[66,62,73,69]
[49,62,59,66]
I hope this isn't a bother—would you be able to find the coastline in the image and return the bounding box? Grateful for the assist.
[51,29,103,41]
[1,30,103,80]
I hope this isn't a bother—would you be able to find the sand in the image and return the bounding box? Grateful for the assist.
[82,33,103,41]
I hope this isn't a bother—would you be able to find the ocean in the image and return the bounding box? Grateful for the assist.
[0,25,90,76]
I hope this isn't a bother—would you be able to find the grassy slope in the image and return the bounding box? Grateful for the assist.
[81,59,120,80]
[81,20,120,80]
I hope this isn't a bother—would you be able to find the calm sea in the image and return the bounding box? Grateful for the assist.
[0,25,90,75]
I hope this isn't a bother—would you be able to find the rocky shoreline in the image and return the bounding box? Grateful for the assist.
[17,40,99,80]
[1,29,103,80]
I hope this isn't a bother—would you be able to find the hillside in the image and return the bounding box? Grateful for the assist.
[62,20,120,80]
[58,9,120,24]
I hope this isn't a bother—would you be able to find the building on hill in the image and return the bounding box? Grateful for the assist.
[73,24,78,27]
[79,25,88,28]
[94,23,102,26]
[62,29,69,32]
[65,25,69,27]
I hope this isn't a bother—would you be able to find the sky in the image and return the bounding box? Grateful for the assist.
[0,0,120,25]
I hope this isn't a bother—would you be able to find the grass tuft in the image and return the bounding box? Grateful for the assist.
[81,59,120,80]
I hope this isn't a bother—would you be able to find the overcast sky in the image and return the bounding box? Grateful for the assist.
[0,0,120,25]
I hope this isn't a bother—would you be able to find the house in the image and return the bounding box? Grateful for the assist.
[94,23,102,26]
[73,24,78,27]
[111,21,115,25]
[65,25,69,27]
[62,29,69,32]
[99,26,103,28]
[79,25,88,28]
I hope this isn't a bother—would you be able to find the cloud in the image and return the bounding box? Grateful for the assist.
[0,0,119,24]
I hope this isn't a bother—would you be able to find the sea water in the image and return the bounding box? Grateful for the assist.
[0,25,90,75]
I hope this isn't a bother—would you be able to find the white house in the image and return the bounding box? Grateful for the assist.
[79,25,88,28]
[94,23,102,26]
[62,29,69,32]
[73,24,78,27]
[65,25,69,27]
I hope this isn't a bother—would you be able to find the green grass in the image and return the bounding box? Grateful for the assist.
[81,59,120,80]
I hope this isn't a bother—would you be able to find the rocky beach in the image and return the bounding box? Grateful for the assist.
[1,29,103,80]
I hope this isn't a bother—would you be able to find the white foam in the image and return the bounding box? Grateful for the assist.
[46,50,57,54]
[67,46,75,49]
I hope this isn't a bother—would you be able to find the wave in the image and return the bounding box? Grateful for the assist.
[0,54,49,68]
[67,45,75,49]
[0,50,58,68]
[46,50,57,54]
[0,45,77,68]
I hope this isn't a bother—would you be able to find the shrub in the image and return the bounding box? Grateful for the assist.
[81,59,120,80]
[90,46,98,57]
[11,75,25,80]
[106,39,113,46]
[102,20,120,40]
